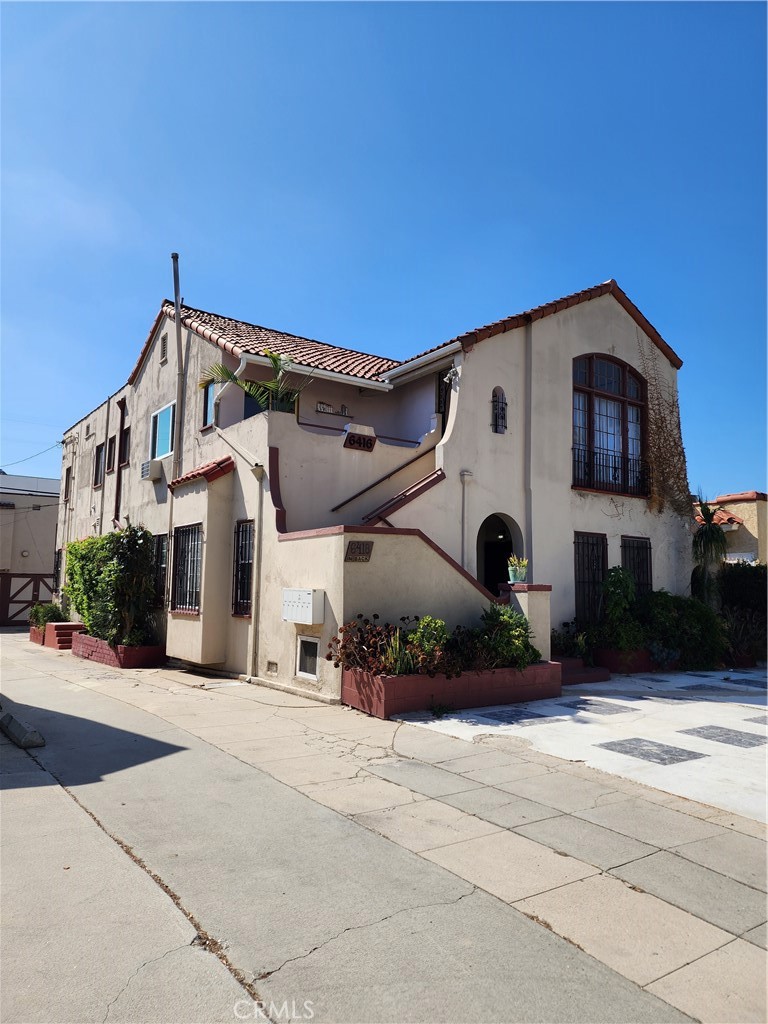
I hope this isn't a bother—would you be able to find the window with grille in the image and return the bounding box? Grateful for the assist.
[154,534,168,607]
[572,355,649,496]
[491,387,507,434]
[232,520,254,615]
[621,536,652,596]
[171,524,202,612]
[574,532,607,624]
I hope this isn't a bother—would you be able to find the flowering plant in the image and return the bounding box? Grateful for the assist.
[507,554,528,572]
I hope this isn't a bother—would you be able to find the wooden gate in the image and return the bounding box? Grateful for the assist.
[0,573,54,626]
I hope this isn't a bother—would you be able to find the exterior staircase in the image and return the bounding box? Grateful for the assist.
[551,656,611,686]
[44,622,87,651]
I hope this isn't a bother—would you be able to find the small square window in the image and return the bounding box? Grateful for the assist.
[296,636,319,679]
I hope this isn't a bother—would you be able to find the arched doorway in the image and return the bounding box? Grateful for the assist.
[476,514,524,595]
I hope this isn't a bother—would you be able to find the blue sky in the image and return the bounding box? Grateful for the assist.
[1,1,765,498]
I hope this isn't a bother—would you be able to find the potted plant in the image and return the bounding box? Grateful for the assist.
[507,554,529,583]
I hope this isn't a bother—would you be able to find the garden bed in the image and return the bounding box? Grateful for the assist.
[29,626,45,646]
[341,662,562,719]
[72,632,165,669]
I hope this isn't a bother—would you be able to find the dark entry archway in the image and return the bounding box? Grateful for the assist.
[476,514,524,595]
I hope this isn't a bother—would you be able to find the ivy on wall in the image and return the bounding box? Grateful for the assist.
[636,332,693,520]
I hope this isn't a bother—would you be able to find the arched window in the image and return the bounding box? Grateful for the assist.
[491,387,507,434]
[572,355,648,496]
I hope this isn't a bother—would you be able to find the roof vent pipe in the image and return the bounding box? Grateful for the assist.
[171,253,184,483]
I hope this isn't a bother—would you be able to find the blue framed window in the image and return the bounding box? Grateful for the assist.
[151,403,175,459]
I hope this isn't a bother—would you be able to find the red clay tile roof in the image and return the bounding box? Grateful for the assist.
[168,455,236,493]
[694,507,744,527]
[394,279,683,373]
[135,303,399,384]
[128,279,682,388]
[714,491,767,504]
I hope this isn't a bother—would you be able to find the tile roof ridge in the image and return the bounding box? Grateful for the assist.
[161,299,399,366]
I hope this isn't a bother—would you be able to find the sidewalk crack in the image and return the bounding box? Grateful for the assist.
[102,942,189,1022]
[256,887,477,981]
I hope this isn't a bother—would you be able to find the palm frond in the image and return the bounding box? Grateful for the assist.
[198,352,315,412]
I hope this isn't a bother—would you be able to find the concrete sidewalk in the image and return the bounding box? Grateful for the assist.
[2,630,766,1023]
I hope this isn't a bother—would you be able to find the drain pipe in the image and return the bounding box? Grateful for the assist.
[249,464,265,680]
[460,469,473,568]
[171,253,185,483]
[166,253,186,604]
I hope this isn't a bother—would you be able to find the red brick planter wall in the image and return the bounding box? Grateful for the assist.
[29,626,45,645]
[71,632,165,669]
[594,648,653,674]
[342,662,562,719]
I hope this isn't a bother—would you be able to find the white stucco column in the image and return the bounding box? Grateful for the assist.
[503,583,552,661]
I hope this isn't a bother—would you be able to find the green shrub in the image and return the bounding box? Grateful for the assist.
[635,590,726,670]
[720,607,766,663]
[408,615,449,675]
[589,567,648,651]
[65,525,158,647]
[479,604,541,670]
[28,602,66,628]
[718,562,766,616]
[551,620,589,660]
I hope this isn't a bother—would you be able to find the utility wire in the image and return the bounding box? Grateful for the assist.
[0,442,62,470]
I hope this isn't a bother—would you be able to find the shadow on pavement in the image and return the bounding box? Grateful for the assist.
[0,694,187,789]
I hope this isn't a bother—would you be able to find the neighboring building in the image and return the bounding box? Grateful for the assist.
[0,472,60,625]
[695,492,767,564]
[56,279,692,700]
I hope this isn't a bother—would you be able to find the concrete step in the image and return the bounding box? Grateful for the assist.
[44,622,86,650]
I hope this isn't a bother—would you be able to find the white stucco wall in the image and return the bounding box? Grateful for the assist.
[390,293,692,628]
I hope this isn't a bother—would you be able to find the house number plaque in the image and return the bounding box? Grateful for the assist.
[345,541,374,563]
[343,431,376,452]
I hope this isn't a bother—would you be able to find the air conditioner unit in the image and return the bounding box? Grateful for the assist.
[140,459,163,482]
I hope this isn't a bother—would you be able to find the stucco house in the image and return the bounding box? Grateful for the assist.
[694,492,767,564]
[0,472,60,626]
[56,279,692,700]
